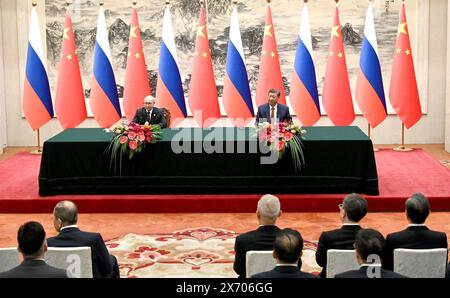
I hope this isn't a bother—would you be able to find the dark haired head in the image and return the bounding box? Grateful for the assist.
[273,228,303,263]
[342,193,368,222]
[17,221,46,256]
[53,200,78,226]
[405,193,430,224]
[268,89,281,98]
[354,229,385,262]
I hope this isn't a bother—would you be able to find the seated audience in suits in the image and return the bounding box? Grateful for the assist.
[47,201,120,278]
[252,228,318,278]
[132,95,167,128]
[382,193,448,271]
[335,229,406,278]
[255,89,292,125]
[0,221,67,278]
[233,194,282,278]
[315,193,368,278]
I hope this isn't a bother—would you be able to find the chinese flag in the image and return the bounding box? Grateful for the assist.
[255,5,285,106]
[322,6,355,126]
[389,2,421,129]
[123,8,151,121]
[187,5,220,127]
[55,10,87,129]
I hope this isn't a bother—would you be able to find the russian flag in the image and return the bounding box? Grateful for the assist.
[90,5,121,128]
[22,6,54,131]
[222,5,254,127]
[289,2,320,126]
[155,5,187,127]
[356,2,387,128]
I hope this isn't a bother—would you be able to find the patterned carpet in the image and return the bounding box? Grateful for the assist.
[105,227,321,278]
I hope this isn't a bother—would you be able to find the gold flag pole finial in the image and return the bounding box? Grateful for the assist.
[232,0,237,5]
[66,1,71,7]
[132,0,137,7]
[200,0,204,7]
[304,0,308,3]
[266,0,271,4]
[166,0,170,5]
[32,2,37,7]
[99,1,104,7]
[335,0,339,6]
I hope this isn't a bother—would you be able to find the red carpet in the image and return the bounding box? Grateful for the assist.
[1,149,450,213]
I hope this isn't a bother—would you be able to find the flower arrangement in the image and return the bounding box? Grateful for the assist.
[256,121,306,172]
[105,121,163,172]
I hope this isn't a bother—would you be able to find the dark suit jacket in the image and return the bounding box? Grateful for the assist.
[255,103,292,125]
[383,226,448,270]
[335,265,407,278]
[315,225,362,278]
[251,266,318,278]
[233,225,280,278]
[47,227,113,278]
[132,107,167,128]
[0,259,67,278]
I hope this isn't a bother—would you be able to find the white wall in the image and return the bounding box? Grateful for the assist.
[1,0,449,151]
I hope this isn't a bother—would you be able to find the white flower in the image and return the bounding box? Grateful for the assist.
[301,129,307,135]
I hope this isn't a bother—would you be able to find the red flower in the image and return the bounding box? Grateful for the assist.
[138,134,145,142]
[284,131,293,142]
[129,140,138,150]
[119,136,128,144]
[128,132,137,140]
[275,140,285,151]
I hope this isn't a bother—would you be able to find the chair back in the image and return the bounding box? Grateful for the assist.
[46,247,93,278]
[394,248,448,278]
[246,250,276,278]
[326,249,359,278]
[0,247,20,273]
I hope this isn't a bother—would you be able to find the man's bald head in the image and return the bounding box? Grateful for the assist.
[53,201,78,226]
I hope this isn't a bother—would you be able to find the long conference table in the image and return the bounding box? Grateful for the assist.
[38,126,379,196]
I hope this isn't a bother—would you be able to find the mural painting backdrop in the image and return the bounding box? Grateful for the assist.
[45,0,402,115]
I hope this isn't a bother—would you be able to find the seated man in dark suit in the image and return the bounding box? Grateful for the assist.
[233,194,282,278]
[315,193,367,278]
[252,229,317,278]
[132,95,167,128]
[255,89,292,125]
[383,193,448,271]
[47,201,120,278]
[0,221,67,278]
[335,229,406,278]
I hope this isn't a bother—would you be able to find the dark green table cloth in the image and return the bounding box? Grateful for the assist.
[38,126,379,196]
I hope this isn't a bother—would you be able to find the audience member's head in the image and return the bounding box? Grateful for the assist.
[17,221,47,259]
[354,229,385,265]
[53,200,79,232]
[273,228,303,265]
[340,193,368,223]
[257,194,281,225]
[405,192,430,224]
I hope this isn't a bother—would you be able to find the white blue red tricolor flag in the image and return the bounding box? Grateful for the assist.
[289,2,320,126]
[90,5,121,128]
[156,5,187,127]
[222,4,254,126]
[23,6,54,131]
[355,2,387,128]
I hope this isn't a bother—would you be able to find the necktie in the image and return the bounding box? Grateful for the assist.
[147,111,151,123]
[270,106,275,123]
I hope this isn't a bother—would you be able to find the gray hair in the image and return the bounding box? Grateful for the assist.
[144,95,155,104]
[257,194,281,220]
[54,200,78,225]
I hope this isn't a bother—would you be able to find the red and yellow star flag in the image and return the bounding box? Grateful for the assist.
[322,5,354,126]
[123,6,151,121]
[55,9,87,129]
[255,3,285,106]
[187,5,220,127]
[389,2,421,129]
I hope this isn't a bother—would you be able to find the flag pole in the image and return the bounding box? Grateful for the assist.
[367,123,379,152]
[30,129,42,155]
[393,123,413,152]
